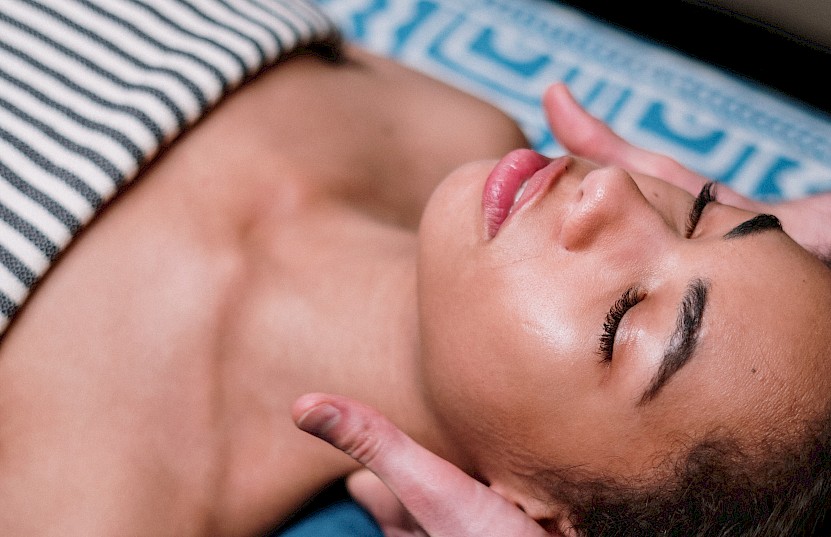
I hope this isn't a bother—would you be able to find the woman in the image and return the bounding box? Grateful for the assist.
[296,86,831,537]
[1,1,830,535]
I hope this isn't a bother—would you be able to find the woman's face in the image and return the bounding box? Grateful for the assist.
[417,151,831,510]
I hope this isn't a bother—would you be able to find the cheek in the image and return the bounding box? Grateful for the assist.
[419,269,608,462]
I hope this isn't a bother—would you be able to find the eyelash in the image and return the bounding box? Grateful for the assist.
[685,182,717,238]
[597,183,717,362]
[598,286,644,362]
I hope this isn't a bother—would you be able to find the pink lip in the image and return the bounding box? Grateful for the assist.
[482,149,569,238]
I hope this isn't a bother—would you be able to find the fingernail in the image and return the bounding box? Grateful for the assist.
[296,403,341,441]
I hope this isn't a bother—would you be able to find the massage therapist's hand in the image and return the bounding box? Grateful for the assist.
[543,82,831,256]
[292,393,555,537]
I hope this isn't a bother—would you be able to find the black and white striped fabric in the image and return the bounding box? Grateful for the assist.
[0,0,339,337]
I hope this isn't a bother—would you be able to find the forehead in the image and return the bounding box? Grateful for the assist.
[653,231,831,439]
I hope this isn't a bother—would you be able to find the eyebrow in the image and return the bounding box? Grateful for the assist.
[723,213,783,239]
[638,279,710,406]
[635,212,781,405]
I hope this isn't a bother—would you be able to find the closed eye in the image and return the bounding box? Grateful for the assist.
[598,286,644,362]
[685,182,717,238]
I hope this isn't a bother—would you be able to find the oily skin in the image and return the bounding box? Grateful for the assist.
[417,157,831,512]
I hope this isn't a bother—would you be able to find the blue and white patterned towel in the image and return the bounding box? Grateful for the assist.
[316,0,831,201]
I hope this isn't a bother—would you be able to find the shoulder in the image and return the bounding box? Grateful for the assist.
[0,0,341,336]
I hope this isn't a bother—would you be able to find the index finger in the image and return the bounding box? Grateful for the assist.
[543,83,707,193]
[543,83,763,211]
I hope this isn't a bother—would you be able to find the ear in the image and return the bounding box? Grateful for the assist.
[488,482,579,537]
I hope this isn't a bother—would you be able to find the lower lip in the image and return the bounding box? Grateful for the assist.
[482,149,568,238]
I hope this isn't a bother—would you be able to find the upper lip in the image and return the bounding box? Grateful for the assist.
[482,149,570,239]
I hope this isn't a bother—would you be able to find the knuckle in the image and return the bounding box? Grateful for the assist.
[341,417,386,467]
[653,155,688,178]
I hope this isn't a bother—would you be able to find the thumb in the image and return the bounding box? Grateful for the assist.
[292,393,554,537]
[346,469,423,533]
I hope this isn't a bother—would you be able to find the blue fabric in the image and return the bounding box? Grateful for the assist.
[316,0,831,202]
[275,500,382,537]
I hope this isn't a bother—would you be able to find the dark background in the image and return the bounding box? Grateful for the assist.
[555,0,831,115]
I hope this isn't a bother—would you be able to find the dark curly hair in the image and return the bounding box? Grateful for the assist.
[534,413,831,537]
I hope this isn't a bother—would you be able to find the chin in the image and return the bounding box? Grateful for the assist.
[418,159,495,250]
[416,160,495,329]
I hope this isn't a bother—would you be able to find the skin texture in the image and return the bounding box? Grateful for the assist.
[1,37,830,537]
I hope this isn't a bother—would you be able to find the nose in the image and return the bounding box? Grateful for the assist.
[559,166,667,253]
